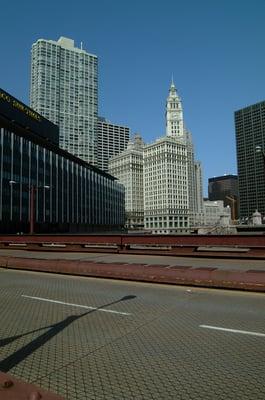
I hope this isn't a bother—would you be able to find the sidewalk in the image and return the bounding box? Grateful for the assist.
[0,249,265,291]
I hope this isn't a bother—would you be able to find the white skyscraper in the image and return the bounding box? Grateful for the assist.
[144,136,189,233]
[30,37,98,165]
[109,134,145,229]
[144,80,203,233]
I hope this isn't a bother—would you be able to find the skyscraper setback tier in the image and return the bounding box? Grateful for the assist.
[30,37,98,165]
[235,102,265,219]
[97,117,130,172]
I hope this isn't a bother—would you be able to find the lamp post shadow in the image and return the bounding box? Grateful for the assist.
[0,295,136,373]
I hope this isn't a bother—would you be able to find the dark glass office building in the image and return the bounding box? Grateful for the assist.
[0,88,125,233]
[208,175,239,219]
[235,101,265,219]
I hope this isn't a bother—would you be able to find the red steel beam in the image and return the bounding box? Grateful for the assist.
[121,234,265,247]
[0,234,264,248]
[0,233,262,246]
[0,234,122,245]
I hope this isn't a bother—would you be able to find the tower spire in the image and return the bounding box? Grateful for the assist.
[171,74,175,87]
[166,78,184,137]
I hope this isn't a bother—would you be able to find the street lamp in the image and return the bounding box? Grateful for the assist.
[9,181,50,234]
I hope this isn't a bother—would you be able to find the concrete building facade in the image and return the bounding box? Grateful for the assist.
[203,200,231,227]
[108,134,144,229]
[194,161,204,224]
[144,136,189,233]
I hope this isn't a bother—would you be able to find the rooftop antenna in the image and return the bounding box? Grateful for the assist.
[81,41,83,50]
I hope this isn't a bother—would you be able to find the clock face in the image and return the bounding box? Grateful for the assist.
[171,112,178,118]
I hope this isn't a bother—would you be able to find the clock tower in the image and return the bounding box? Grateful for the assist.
[166,78,184,137]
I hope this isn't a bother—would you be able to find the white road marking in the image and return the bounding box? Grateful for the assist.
[22,295,131,316]
[200,324,265,337]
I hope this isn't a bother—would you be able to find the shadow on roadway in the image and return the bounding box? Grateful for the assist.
[0,295,136,372]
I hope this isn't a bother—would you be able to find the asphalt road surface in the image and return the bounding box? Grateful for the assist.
[0,268,264,399]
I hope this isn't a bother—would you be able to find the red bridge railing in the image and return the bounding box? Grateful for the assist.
[0,234,264,258]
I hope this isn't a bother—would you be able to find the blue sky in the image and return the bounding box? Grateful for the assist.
[1,0,265,194]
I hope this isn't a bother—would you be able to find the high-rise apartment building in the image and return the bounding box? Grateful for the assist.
[30,37,98,165]
[109,134,145,229]
[235,102,265,218]
[97,117,130,172]
[208,174,238,220]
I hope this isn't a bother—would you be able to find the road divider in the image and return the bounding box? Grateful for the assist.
[0,254,265,292]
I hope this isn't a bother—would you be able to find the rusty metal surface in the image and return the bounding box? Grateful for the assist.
[0,372,64,399]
